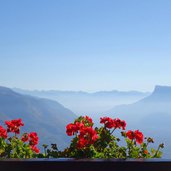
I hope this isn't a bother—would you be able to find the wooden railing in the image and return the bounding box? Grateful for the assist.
[0,158,171,171]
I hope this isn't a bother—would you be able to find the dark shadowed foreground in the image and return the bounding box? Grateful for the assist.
[1,159,171,171]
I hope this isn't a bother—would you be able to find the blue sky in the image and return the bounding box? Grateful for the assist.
[1,0,171,92]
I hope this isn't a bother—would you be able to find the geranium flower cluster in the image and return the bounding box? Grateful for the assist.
[0,118,40,154]
[100,117,126,130]
[63,116,164,159]
[66,116,147,150]
[21,132,40,153]
[0,125,8,139]
[5,118,24,134]
[100,117,143,144]
[126,130,144,144]
[66,116,98,148]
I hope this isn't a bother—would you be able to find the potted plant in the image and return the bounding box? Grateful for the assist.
[0,117,166,171]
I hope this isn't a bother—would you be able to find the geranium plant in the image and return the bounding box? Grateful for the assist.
[0,116,164,159]
[0,119,39,158]
[46,116,164,159]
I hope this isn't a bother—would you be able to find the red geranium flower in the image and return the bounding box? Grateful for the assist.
[126,130,144,144]
[126,130,135,140]
[113,118,126,130]
[66,116,98,149]
[134,130,144,144]
[77,127,98,148]
[120,120,126,130]
[66,123,77,136]
[84,116,93,124]
[77,137,87,148]
[100,117,126,130]
[30,145,40,154]
[100,117,114,129]
[75,121,84,130]
[29,132,39,146]
[0,125,8,139]
[66,122,83,136]
[21,132,39,153]
[21,133,29,142]
[5,118,24,134]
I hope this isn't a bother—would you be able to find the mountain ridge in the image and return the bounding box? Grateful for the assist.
[13,87,150,115]
[13,87,150,95]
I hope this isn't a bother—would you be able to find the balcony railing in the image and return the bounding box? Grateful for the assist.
[1,158,171,171]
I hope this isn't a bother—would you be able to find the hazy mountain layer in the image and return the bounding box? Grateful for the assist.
[13,88,150,116]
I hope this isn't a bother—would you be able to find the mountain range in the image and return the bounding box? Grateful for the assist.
[13,88,150,116]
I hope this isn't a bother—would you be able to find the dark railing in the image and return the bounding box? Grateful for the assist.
[1,158,171,171]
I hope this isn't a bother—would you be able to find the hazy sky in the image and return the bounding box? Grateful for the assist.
[1,0,171,92]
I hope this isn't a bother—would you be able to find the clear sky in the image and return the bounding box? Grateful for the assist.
[1,0,171,92]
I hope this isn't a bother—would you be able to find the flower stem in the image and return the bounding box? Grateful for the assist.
[110,128,116,135]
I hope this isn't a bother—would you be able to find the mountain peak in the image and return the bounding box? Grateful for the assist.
[153,85,171,95]
[141,85,171,102]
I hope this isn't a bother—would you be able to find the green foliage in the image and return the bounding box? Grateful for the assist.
[0,118,40,158]
[0,136,35,158]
